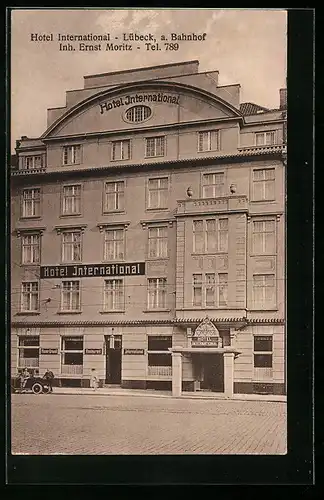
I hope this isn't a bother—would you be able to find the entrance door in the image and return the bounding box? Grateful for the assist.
[105,336,122,384]
[201,354,224,392]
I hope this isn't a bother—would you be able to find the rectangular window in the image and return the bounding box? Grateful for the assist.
[111,140,131,161]
[23,156,43,170]
[255,131,276,146]
[104,229,125,260]
[145,136,165,157]
[104,181,125,212]
[62,185,81,215]
[253,335,273,368]
[253,168,275,201]
[252,220,276,254]
[104,279,124,310]
[18,336,40,370]
[253,274,276,308]
[148,177,168,209]
[198,130,220,152]
[193,218,228,253]
[63,145,81,165]
[202,172,224,198]
[62,231,81,263]
[147,278,167,309]
[148,226,168,258]
[61,336,83,374]
[22,234,40,264]
[21,282,39,312]
[61,281,80,311]
[147,335,172,369]
[22,188,41,217]
[193,273,228,307]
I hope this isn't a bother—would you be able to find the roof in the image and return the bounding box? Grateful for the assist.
[240,102,269,115]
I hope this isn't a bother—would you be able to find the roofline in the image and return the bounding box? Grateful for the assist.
[84,60,200,80]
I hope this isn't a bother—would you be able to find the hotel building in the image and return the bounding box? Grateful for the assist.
[11,60,287,396]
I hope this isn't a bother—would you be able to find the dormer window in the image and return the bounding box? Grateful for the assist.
[23,155,44,170]
[63,145,81,165]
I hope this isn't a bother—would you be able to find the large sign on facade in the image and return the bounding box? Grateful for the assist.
[40,262,145,278]
[99,93,180,113]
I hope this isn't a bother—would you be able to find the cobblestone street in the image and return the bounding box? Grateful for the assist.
[11,394,287,455]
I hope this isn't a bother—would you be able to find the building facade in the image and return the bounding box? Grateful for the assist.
[11,60,287,396]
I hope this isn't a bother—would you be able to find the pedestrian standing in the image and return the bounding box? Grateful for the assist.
[43,368,54,393]
[90,368,99,391]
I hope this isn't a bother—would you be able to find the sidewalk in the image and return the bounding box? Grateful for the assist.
[48,386,287,402]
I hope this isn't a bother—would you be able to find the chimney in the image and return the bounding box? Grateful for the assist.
[279,88,287,110]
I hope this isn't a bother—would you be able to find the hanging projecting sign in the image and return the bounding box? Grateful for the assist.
[99,93,180,114]
[40,262,145,279]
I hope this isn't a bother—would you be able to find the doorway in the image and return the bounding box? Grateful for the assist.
[200,354,224,392]
[105,335,122,384]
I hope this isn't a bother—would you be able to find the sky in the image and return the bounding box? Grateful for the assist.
[10,8,287,152]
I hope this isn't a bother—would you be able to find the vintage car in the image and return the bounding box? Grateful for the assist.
[13,376,51,394]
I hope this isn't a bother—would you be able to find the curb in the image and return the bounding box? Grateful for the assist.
[16,389,287,403]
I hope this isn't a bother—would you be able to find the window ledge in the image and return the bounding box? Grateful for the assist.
[146,257,169,261]
[102,210,125,215]
[250,253,277,257]
[99,310,125,314]
[62,163,81,167]
[59,214,82,218]
[145,208,169,212]
[16,311,40,315]
[191,252,227,256]
[21,263,40,267]
[197,149,221,153]
[19,216,42,221]
[143,309,171,313]
[250,200,276,203]
[249,308,278,312]
[57,311,82,315]
[144,155,165,159]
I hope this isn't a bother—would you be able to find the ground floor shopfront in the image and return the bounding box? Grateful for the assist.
[11,318,286,396]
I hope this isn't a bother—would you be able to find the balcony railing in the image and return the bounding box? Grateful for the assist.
[19,358,39,368]
[176,195,248,216]
[148,366,172,377]
[253,367,273,380]
[61,364,83,375]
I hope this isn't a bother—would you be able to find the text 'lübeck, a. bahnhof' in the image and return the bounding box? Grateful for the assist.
[11,60,287,397]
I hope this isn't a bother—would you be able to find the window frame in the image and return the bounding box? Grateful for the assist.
[192,273,228,308]
[62,144,82,166]
[103,180,125,213]
[193,218,228,254]
[255,130,277,147]
[23,155,44,170]
[61,230,82,263]
[103,227,125,261]
[124,105,152,124]
[21,232,41,265]
[201,171,225,198]
[252,273,276,309]
[60,336,84,373]
[61,183,82,216]
[198,130,220,153]
[60,280,81,312]
[20,281,40,312]
[103,278,125,311]
[147,335,172,368]
[111,139,131,161]
[147,277,167,310]
[17,335,40,371]
[253,335,273,370]
[21,187,41,219]
[147,225,168,259]
[252,167,276,202]
[145,136,166,158]
[147,176,169,210]
[251,218,276,255]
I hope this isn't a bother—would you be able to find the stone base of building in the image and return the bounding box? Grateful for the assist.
[234,382,285,395]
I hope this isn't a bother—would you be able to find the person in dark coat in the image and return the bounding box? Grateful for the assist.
[43,368,54,392]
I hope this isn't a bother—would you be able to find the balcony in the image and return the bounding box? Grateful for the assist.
[176,195,248,216]
[147,366,172,377]
[61,364,83,375]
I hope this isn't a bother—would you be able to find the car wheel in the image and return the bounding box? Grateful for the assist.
[42,385,50,394]
[31,382,43,394]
